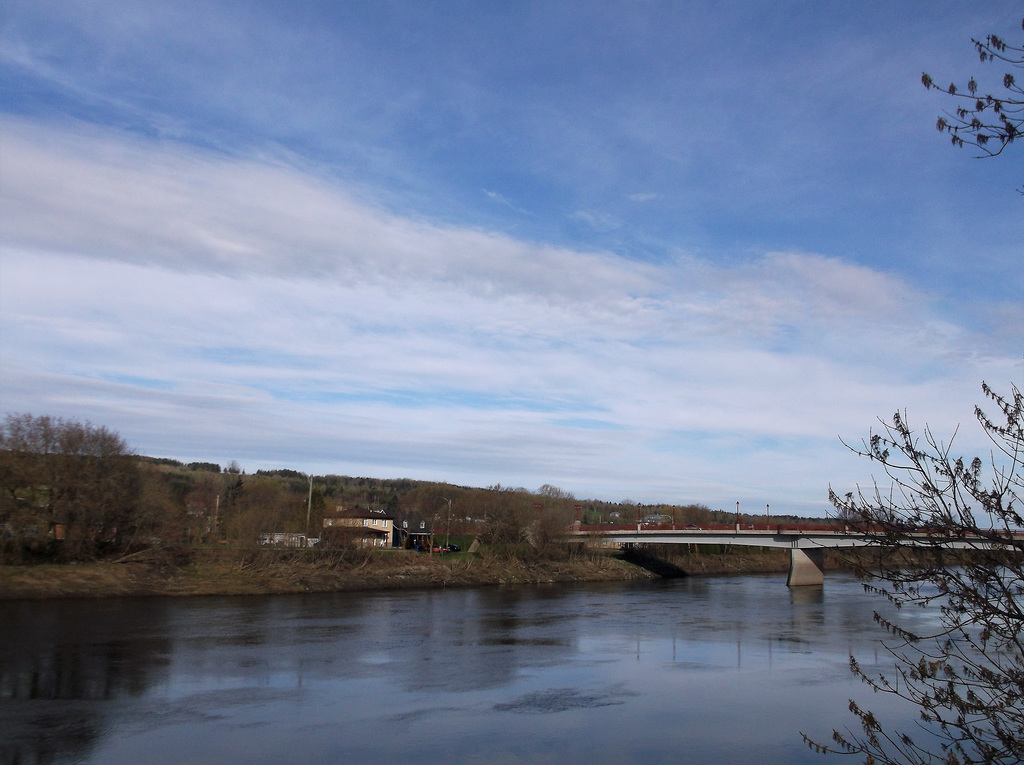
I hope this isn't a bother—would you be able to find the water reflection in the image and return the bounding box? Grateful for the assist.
[1,574,922,765]
[1,599,175,764]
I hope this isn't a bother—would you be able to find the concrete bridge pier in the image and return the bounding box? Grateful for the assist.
[786,548,824,586]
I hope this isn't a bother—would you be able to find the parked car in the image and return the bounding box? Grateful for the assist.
[430,544,461,553]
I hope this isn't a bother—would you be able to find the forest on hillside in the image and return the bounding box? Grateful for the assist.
[2,413,814,563]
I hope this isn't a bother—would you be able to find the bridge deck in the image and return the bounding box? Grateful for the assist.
[571,527,1000,550]
[574,525,1015,586]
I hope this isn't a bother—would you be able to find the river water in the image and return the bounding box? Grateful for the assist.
[0,573,933,764]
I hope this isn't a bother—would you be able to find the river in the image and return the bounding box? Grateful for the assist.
[0,572,931,764]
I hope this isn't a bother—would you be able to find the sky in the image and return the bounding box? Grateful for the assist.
[1,1,1021,516]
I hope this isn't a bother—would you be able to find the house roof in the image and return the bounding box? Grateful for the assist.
[330,506,397,521]
[394,511,432,534]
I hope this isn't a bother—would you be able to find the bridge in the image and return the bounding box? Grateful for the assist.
[570,524,1000,586]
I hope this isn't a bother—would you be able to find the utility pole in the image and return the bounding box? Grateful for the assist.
[443,497,452,548]
[306,474,313,541]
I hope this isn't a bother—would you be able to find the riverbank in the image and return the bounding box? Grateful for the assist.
[0,548,647,599]
[0,545,855,600]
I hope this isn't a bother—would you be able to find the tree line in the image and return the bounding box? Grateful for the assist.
[4,413,752,563]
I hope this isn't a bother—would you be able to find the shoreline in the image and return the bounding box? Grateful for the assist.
[0,546,837,600]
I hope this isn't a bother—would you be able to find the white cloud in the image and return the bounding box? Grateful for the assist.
[483,189,532,216]
[1,118,1019,512]
[1,118,654,300]
[570,209,622,234]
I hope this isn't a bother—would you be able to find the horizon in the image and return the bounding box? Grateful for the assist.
[2,2,1021,516]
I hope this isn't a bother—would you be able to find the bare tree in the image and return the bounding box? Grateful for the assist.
[0,414,142,560]
[480,484,532,545]
[222,476,288,545]
[805,383,1023,763]
[922,18,1023,190]
[538,484,573,500]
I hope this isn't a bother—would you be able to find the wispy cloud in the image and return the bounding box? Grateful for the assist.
[2,118,1016,512]
[570,210,622,234]
[627,193,659,203]
[484,189,532,216]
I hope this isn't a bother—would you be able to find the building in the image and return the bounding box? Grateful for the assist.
[322,506,396,548]
[392,512,433,550]
[258,532,316,548]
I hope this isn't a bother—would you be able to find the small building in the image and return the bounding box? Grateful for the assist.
[259,532,316,548]
[642,514,673,527]
[322,506,396,548]
[392,512,433,550]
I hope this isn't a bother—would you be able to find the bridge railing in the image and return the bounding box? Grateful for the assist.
[574,523,1024,541]
[576,522,851,534]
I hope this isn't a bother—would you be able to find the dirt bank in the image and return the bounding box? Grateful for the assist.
[0,545,862,600]
[0,548,657,599]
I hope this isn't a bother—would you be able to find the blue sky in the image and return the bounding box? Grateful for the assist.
[1,1,1021,515]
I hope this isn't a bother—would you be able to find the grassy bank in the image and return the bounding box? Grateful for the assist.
[0,546,657,599]
[0,544,866,600]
